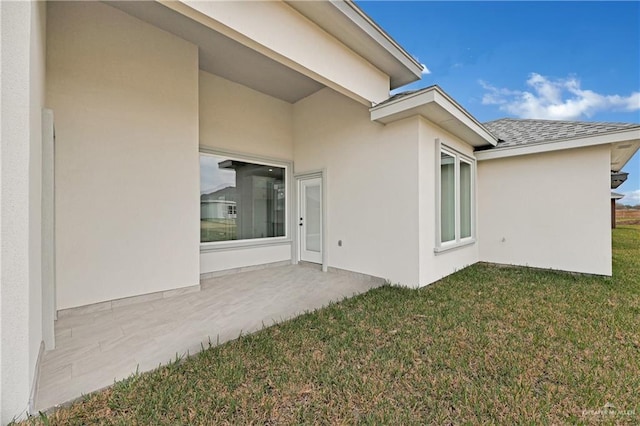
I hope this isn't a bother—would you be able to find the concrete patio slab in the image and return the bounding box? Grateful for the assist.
[35,264,383,411]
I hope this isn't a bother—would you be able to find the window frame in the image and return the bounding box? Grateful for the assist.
[199,147,292,252]
[435,139,476,253]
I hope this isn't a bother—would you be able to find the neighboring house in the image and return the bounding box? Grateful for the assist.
[610,171,629,229]
[1,0,639,421]
[200,200,237,220]
[611,192,625,229]
[611,171,629,188]
[201,186,237,222]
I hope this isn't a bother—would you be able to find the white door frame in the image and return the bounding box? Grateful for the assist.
[295,170,327,271]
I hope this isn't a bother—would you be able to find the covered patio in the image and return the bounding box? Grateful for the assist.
[35,265,383,411]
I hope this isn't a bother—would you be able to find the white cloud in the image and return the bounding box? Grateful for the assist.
[620,189,640,206]
[411,54,431,75]
[480,73,640,120]
[479,80,519,105]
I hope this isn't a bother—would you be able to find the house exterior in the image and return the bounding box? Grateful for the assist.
[1,0,639,421]
[478,118,640,269]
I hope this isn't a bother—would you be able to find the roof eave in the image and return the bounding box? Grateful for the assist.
[475,127,640,172]
[370,86,498,147]
[286,0,423,89]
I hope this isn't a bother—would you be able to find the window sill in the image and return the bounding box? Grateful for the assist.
[434,238,476,255]
[200,238,292,253]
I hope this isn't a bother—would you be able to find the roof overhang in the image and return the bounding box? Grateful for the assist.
[611,172,629,189]
[475,127,640,172]
[370,87,498,147]
[286,0,423,89]
[108,1,325,104]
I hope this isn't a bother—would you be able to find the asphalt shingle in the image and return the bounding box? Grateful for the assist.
[483,118,639,148]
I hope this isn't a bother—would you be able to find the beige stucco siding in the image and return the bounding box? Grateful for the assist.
[199,71,294,160]
[294,88,420,286]
[28,0,47,405]
[1,1,47,421]
[47,1,200,309]
[417,118,479,286]
[478,144,612,275]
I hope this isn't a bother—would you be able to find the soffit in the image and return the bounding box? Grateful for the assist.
[611,191,624,199]
[106,1,324,103]
[611,140,640,172]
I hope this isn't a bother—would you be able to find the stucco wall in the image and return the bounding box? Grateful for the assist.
[47,1,200,309]
[199,71,294,274]
[294,88,420,286]
[200,245,292,275]
[199,71,293,160]
[183,1,389,104]
[1,0,46,421]
[28,0,47,406]
[417,118,479,286]
[478,145,612,275]
[1,2,32,421]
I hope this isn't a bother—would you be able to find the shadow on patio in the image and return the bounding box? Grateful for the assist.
[35,264,383,411]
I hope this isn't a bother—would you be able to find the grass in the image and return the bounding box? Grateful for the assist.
[200,219,237,242]
[21,226,640,425]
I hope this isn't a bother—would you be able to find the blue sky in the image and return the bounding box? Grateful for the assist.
[357,1,640,204]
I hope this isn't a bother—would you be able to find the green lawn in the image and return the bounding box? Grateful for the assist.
[200,219,237,242]
[24,226,640,425]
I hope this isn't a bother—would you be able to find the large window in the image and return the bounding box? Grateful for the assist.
[200,153,286,244]
[437,145,474,249]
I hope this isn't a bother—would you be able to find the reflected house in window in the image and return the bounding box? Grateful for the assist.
[200,186,237,220]
[200,186,238,240]
[200,155,285,243]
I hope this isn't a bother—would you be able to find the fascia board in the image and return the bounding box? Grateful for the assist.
[286,0,423,88]
[431,90,498,146]
[370,89,437,122]
[333,1,423,80]
[476,128,640,162]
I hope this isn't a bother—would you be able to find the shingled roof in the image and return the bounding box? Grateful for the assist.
[483,118,640,148]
